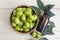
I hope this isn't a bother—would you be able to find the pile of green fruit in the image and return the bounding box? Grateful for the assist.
[31,32,41,38]
[11,7,38,33]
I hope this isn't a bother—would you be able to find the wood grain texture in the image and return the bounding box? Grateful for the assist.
[0,0,60,40]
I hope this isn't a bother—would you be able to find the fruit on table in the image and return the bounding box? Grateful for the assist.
[31,32,41,38]
[11,7,38,33]
[31,32,36,38]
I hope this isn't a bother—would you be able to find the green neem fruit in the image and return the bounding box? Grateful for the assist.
[24,11,32,16]
[12,22,16,27]
[22,8,26,12]
[23,25,27,29]
[21,14,26,21]
[16,11,23,17]
[27,8,32,11]
[27,18,32,22]
[29,15,34,21]
[15,26,20,31]
[24,28,30,32]
[34,15,37,21]
[16,8,22,11]
[13,10,16,16]
[20,28,23,31]
[31,32,36,38]
[29,22,34,29]
[18,21,23,26]
[14,17,20,24]
[25,22,30,28]
[36,32,41,38]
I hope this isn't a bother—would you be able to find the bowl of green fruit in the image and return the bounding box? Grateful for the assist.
[10,6,39,34]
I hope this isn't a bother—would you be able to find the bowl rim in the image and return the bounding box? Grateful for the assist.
[10,5,40,34]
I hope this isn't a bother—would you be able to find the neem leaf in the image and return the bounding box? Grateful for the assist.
[46,11,55,18]
[45,4,55,10]
[37,0,45,10]
[48,21,55,28]
[30,6,41,18]
[39,37,48,40]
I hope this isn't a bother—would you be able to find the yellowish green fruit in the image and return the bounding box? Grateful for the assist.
[27,8,32,11]
[15,26,20,31]
[25,22,30,28]
[14,17,20,24]
[21,14,26,21]
[31,32,36,38]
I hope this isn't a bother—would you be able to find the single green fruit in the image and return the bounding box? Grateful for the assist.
[18,21,23,26]
[29,22,34,29]
[16,8,22,11]
[21,14,26,21]
[14,17,20,24]
[31,32,36,38]
[25,22,30,28]
[16,11,23,17]
[23,25,27,29]
[13,10,16,16]
[24,11,32,16]
[15,26,20,31]
[27,8,32,11]
[20,28,23,31]
[22,8,26,12]
[27,18,32,22]
[12,22,16,27]
[24,28,30,32]
[34,15,37,21]
[36,32,41,38]
[29,15,34,21]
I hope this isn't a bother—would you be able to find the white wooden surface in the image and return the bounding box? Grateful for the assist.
[0,0,60,40]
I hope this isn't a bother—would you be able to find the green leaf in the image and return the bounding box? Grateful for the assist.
[42,21,55,36]
[46,12,55,18]
[48,21,55,28]
[45,4,55,10]
[30,6,41,18]
[37,0,45,10]
[39,37,48,40]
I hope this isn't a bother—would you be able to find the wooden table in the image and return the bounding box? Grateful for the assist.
[0,0,60,40]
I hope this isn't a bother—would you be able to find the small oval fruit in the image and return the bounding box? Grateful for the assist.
[36,32,41,38]
[14,17,20,24]
[21,14,26,21]
[27,8,32,11]
[34,15,37,21]
[18,21,23,26]
[24,28,30,32]
[16,11,23,17]
[19,28,23,31]
[16,8,22,11]
[27,18,32,22]
[29,15,34,21]
[24,11,32,16]
[31,32,36,38]
[25,22,30,28]
[12,22,16,27]
[22,8,26,12]
[13,10,16,16]
[29,22,34,29]
[23,25,27,29]
[15,26,20,31]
